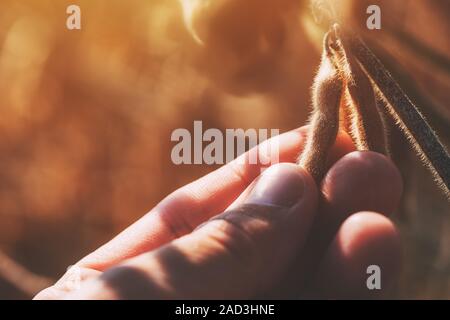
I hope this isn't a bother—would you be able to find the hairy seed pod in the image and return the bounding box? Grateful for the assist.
[347,76,387,153]
[298,32,343,183]
[335,28,387,154]
[348,35,450,199]
[339,96,353,136]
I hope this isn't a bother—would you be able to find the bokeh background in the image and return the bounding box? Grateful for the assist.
[0,0,448,299]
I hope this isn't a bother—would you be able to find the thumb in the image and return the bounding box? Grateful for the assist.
[190,163,319,298]
[65,163,318,299]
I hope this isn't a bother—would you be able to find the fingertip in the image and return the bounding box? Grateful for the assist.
[327,130,356,164]
[312,212,402,299]
[278,163,319,208]
[239,162,318,211]
[322,151,403,218]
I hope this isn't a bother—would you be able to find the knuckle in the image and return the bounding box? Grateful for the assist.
[204,217,258,265]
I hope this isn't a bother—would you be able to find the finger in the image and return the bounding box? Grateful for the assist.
[309,212,402,299]
[33,266,101,300]
[321,151,403,220]
[64,163,318,299]
[308,151,403,252]
[77,127,354,271]
[270,151,403,298]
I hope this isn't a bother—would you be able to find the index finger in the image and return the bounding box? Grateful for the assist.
[77,126,355,270]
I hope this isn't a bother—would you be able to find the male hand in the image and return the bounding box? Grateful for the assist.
[34,126,402,299]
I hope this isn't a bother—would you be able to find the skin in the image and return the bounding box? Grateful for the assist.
[34,125,403,300]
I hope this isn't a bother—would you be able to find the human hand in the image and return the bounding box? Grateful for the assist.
[34,126,402,299]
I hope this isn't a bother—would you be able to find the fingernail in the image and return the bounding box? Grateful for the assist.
[245,164,306,208]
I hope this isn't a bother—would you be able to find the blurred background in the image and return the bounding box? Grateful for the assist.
[0,0,448,299]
